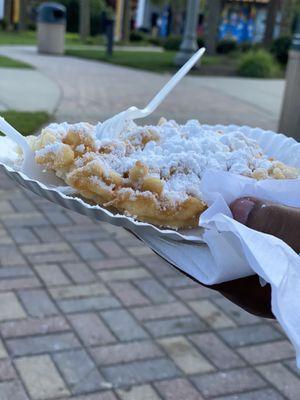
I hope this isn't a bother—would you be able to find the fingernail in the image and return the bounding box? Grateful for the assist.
[230,198,255,225]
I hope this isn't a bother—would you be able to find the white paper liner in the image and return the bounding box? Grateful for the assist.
[201,206,300,367]
[1,123,300,364]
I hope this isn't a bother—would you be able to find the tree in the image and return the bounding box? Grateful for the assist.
[263,0,280,47]
[19,0,28,31]
[123,0,131,42]
[170,0,186,35]
[79,0,90,40]
[4,0,12,30]
[279,0,293,36]
[204,0,222,55]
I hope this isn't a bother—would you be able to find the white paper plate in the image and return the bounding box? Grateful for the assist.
[0,124,299,244]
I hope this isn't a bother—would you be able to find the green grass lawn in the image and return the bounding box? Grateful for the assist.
[67,48,177,72]
[0,30,106,46]
[65,48,236,74]
[1,111,51,136]
[0,30,36,45]
[0,54,32,68]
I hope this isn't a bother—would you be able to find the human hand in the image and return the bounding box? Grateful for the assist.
[209,198,300,319]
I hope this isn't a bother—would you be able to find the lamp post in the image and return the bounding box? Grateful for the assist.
[174,0,199,67]
[279,14,300,139]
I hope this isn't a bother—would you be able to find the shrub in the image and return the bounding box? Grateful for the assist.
[129,31,145,42]
[163,36,182,51]
[217,39,238,54]
[197,36,205,48]
[238,50,279,78]
[1,18,8,30]
[139,27,150,33]
[240,41,252,52]
[271,36,291,64]
[147,37,164,47]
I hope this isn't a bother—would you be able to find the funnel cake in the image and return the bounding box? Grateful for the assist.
[29,119,299,229]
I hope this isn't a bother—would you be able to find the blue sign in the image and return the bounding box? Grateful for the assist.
[219,7,254,42]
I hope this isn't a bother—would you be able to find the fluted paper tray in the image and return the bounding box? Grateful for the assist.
[1,124,300,364]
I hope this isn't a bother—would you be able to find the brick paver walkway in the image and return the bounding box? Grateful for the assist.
[0,171,298,400]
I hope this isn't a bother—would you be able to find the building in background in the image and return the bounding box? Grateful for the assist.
[135,0,281,43]
[136,0,162,32]
[219,0,279,43]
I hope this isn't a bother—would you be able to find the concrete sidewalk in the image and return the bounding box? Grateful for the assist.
[0,46,285,132]
[65,44,163,52]
[0,67,60,113]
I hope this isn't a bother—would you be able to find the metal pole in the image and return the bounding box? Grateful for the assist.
[174,0,199,67]
[279,14,300,139]
[106,19,114,57]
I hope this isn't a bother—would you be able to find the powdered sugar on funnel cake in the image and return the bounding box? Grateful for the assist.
[27,118,299,229]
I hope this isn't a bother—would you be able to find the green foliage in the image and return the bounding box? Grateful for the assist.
[147,37,165,46]
[1,18,8,30]
[238,50,280,78]
[0,111,51,136]
[59,0,111,34]
[197,37,205,48]
[163,36,181,51]
[59,0,78,32]
[83,34,105,45]
[240,42,253,52]
[271,36,291,64]
[217,39,238,54]
[0,30,36,45]
[66,48,237,75]
[129,31,146,42]
[0,30,105,46]
[161,36,204,51]
[66,48,176,72]
[0,55,33,68]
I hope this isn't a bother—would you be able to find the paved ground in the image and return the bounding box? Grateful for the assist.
[0,172,298,400]
[0,46,284,132]
[0,45,298,400]
[65,45,163,52]
[0,68,60,113]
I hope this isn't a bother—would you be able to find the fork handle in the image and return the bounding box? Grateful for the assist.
[144,47,206,115]
[0,117,30,154]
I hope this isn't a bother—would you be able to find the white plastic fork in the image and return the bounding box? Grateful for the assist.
[0,117,65,186]
[97,47,206,138]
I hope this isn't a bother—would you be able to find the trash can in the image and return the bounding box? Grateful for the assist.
[37,2,66,55]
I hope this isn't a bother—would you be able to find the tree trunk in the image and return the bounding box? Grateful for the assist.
[123,0,131,42]
[4,0,12,30]
[204,0,222,55]
[19,0,27,31]
[264,0,280,47]
[171,7,183,35]
[79,0,91,41]
[280,0,295,36]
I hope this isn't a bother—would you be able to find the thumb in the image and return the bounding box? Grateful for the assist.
[230,197,300,254]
